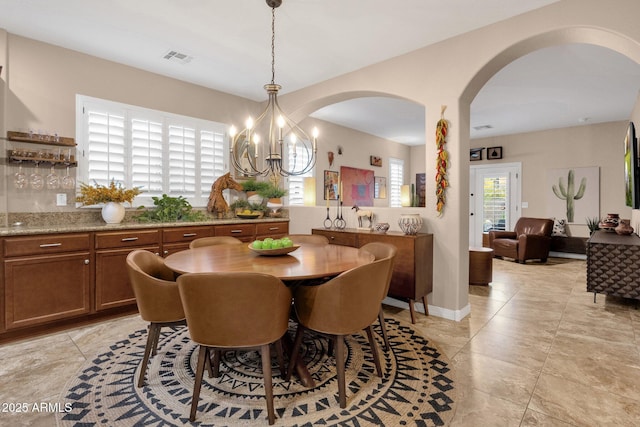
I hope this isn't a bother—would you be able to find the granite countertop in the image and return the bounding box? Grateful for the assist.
[0,217,289,237]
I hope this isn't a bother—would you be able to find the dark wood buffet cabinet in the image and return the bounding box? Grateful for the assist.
[312,228,433,323]
[0,220,288,343]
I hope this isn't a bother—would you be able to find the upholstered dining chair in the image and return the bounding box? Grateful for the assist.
[286,256,393,408]
[188,236,243,249]
[358,242,397,351]
[177,272,292,425]
[125,249,186,388]
[285,234,329,245]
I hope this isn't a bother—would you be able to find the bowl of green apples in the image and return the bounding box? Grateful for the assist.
[248,237,300,256]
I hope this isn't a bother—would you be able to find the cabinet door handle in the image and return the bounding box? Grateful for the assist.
[330,236,335,240]
[84,259,90,265]
[163,250,169,256]
[183,233,197,237]
[121,237,139,242]
[231,230,242,233]
[39,243,62,248]
[269,227,279,231]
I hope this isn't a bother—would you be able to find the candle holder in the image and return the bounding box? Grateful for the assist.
[323,207,332,229]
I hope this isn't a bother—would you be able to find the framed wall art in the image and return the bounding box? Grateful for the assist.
[374,176,387,199]
[470,148,483,161]
[416,173,426,207]
[370,155,382,167]
[324,170,339,200]
[340,166,375,206]
[487,146,503,160]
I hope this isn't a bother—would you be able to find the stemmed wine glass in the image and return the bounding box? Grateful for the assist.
[30,163,44,191]
[46,165,60,190]
[61,166,75,190]
[14,163,27,189]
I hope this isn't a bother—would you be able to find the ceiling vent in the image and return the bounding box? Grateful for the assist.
[163,50,193,64]
[473,124,493,131]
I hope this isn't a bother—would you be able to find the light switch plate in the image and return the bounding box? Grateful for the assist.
[56,193,67,206]
[521,201,529,208]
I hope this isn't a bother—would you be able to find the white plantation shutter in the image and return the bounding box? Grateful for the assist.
[389,158,404,207]
[287,145,312,205]
[201,130,226,190]
[78,95,228,206]
[131,119,163,195]
[168,125,197,196]
[86,111,126,185]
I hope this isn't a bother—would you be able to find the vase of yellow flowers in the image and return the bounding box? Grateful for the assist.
[76,180,143,224]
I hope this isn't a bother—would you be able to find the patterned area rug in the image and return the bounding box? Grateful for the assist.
[57,318,456,426]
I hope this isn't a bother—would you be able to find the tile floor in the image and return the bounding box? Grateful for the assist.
[1,257,639,426]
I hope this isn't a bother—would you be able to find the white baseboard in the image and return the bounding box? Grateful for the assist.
[382,297,471,322]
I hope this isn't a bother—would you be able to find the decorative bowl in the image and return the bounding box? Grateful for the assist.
[373,223,390,233]
[237,213,261,219]
[248,244,300,256]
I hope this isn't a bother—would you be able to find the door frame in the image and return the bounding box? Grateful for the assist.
[469,162,522,247]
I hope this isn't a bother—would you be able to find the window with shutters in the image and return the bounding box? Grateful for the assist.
[77,95,228,207]
[389,157,404,207]
[286,144,313,206]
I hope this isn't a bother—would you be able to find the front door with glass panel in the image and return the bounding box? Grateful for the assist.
[469,163,521,247]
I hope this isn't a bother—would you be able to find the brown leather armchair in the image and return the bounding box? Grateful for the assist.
[489,217,554,263]
[177,272,292,424]
[125,250,185,388]
[188,236,242,249]
[286,255,393,408]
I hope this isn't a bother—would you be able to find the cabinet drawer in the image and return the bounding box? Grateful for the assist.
[163,226,213,243]
[312,230,357,247]
[95,229,160,249]
[4,233,91,257]
[215,224,255,238]
[256,222,289,237]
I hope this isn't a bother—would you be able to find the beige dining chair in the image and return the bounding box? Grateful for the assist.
[358,242,397,351]
[188,236,243,249]
[285,234,329,245]
[177,272,292,425]
[125,249,186,388]
[286,255,393,408]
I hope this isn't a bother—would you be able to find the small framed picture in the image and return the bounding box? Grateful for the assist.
[370,155,382,167]
[374,176,387,199]
[470,148,483,161]
[324,170,339,200]
[487,146,503,160]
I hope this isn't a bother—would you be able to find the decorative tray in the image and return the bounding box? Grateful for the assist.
[236,213,261,219]
[248,244,300,256]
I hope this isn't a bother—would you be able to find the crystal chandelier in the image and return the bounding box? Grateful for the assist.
[229,0,318,178]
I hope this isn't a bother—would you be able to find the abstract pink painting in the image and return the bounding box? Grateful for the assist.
[340,166,374,206]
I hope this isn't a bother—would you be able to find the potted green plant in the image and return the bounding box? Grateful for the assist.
[134,194,208,223]
[586,216,600,235]
[257,182,288,203]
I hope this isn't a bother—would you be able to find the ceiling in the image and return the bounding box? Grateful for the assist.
[1,0,640,145]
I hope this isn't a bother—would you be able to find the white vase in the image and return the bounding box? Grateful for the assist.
[101,202,125,224]
[398,213,423,235]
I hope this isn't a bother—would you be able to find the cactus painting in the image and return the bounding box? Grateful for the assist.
[552,169,587,222]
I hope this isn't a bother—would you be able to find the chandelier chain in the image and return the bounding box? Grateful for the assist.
[271,6,276,85]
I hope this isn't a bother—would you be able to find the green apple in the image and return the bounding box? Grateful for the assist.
[252,240,263,249]
[282,238,293,248]
[262,240,272,249]
[271,239,283,249]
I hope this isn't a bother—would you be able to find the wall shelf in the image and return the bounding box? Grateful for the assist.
[7,131,76,147]
[6,151,77,167]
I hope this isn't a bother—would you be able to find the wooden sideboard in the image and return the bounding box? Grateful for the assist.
[586,230,640,302]
[312,228,433,323]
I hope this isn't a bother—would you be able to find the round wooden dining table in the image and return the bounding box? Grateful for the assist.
[164,242,374,388]
[164,242,374,281]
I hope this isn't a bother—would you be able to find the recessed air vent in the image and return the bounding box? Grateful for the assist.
[163,50,193,64]
[473,124,493,131]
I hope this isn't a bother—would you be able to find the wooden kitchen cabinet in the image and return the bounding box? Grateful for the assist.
[312,228,433,323]
[256,221,288,239]
[162,225,213,256]
[95,229,160,311]
[3,233,91,330]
